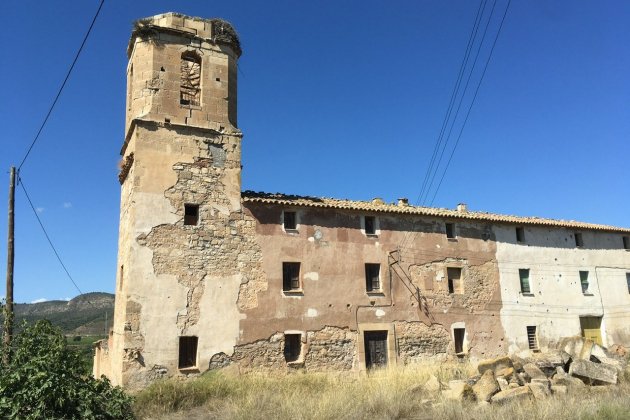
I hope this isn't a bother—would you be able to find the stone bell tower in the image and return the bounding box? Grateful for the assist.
[94,13,249,388]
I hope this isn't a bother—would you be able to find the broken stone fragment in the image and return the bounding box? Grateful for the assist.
[490,386,532,404]
[551,374,587,390]
[528,382,550,400]
[496,377,509,392]
[442,380,475,401]
[472,369,500,402]
[478,356,513,375]
[569,359,618,385]
[424,374,441,393]
[495,366,514,379]
[523,363,547,381]
[550,385,567,395]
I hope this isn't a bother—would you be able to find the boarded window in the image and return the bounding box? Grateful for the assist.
[519,269,531,294]
[364,331,388,369]
[516,227,525,243]
[574,232,584,247]
[178,336,198,369]
[580,271,589,294]
[365,263,381,292]
[623,236,630,250]
[526,326,539,351]
[445,223,455,239]
[364,216,376,235]
[454,328,465,354]
[184,204,199,225]
[180,52,201,106]
[284,334,301,362]
[447,267,462,294]
[282,262,301,291]
[283,211,296,230]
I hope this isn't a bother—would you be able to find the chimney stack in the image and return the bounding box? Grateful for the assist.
[457,203,468,213]
[398,198,409,207]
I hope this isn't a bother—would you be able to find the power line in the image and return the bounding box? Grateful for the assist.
[17,0,105,171]
[18,176,85,298]
[428,0,511,206]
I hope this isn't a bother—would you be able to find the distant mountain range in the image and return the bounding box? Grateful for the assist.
[4,292,114,336]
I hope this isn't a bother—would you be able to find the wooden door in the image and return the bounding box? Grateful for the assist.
[580,317,602,346]
[364,331,388,369]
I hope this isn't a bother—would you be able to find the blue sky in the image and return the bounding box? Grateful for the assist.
[1,1,628,303]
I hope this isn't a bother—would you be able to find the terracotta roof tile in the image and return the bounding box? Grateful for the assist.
[241,191,630,233]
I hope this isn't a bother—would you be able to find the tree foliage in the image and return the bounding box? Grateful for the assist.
[0,320,133,419]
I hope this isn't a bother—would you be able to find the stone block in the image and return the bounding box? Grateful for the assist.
[490,386,532,405]
[558,336,586,360]
[591,344,626,371]
[528,382,550,400]
[569,359,618,385]
[442,380,475,401]
[552,375,587,390]
[424,375,441,393]
[472,369,500,402]
[579,339,595,360]
[550,385,567,395]
[478,356,513,375]
[523,363,547,381]
[496,377,509,391]
[495,366,514,379]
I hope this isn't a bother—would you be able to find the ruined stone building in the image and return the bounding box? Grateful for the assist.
[93,13,630,389]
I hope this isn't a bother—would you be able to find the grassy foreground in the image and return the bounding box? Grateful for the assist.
[133,363,630,420]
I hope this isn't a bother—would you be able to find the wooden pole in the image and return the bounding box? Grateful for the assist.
[3,167,15,362]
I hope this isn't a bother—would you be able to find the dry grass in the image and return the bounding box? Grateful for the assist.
[133,362,630,420]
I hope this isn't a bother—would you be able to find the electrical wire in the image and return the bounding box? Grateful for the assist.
[17,0,105,171]
[18,176,87,300]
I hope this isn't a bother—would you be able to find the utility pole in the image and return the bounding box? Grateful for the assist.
[3,167,15,362]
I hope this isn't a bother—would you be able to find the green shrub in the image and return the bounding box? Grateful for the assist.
[0,320,133,419]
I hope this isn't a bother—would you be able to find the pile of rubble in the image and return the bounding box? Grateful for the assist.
[439,337,627,404]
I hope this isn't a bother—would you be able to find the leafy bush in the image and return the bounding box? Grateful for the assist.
[0,320,133,419]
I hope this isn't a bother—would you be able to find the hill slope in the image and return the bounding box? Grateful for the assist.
[5,292,114,335]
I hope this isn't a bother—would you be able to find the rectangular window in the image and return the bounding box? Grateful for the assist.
[364,216,376,235]
[626,273,630,294]
[184,204,199,226]
[445,223,455,239]
[178,336,198,369]
[526,326,539,351]
[519,269,531,294]
[580,271,589,294]
[447,267,463,294]
[283,211,297,230]
[516,227,525,243]
[119,265,124,292]
[180,53,201,106]
[282,262,301,291]
[284,334,302,362]
[574,232,584,247]
[454,328,465,354]
[623,236,630,250]
[365,263,381,292]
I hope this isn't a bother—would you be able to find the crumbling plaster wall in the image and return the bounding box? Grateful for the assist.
[235,206,506,368]
[494,225,630,353]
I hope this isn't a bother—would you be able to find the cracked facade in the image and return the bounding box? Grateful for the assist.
[93,13,630,389]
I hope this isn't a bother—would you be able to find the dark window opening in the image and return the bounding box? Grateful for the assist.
[365,216,376,235]
[216,77,221,82]
[447,267,462,294]
[623,236,630,250]
[119,265,124,291]
[526,326,539,351]
[284,334,301,362]
[580,271,589,294]
[365,263,381,292]
[519,269,531,294]
[283,262,301,291]
[184,204,199,226]
[454,328,465,354]
[627,273,630,294]
[180,52,201,106]
[575,232,584,248]
[364,331,388,369]
[516,227,525,243]
[284,211,296,230]
[178,336,198,369]
[445,223,455,239]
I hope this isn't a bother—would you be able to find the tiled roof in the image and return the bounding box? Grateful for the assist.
[241,191,630,233]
